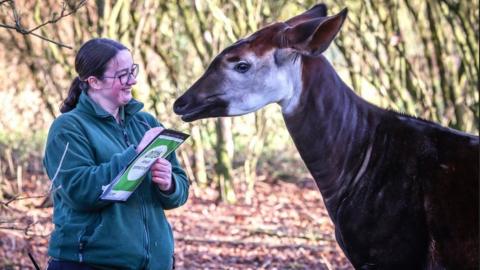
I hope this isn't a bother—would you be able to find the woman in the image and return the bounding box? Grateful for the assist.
[43,38,189,270]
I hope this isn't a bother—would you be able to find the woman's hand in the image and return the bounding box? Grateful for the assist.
[137,127,164,154]
[151,158,173,192]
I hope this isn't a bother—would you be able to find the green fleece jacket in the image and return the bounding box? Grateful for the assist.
[43,91,189,270]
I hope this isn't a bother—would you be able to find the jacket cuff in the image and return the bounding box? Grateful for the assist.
[156,174,179,198]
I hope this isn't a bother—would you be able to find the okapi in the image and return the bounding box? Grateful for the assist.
[173,4,479,269]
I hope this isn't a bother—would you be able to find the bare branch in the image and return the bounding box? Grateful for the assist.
[28,30,73,49]
[26,1,86,34]
[0,0,11,6]
[0,22,15,30]
[0,0,87,49]
[2,194,48,207]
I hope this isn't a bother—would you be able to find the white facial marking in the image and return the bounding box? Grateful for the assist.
[220,50,303,116]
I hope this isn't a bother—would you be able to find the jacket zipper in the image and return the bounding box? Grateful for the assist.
[140,194,150,269]
[119,119,132,147]
[119,119,150,268]
[79,242,84,262]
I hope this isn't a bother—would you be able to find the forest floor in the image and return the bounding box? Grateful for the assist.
[0,172,352,270]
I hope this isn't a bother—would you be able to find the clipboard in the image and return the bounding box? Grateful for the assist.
[100,129,189,202]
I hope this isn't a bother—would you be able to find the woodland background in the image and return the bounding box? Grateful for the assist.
[0,0,478,269]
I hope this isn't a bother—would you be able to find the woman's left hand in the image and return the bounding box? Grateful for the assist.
[151,158,173,191]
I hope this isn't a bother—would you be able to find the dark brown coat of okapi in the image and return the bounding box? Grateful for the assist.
[173,4,479,269]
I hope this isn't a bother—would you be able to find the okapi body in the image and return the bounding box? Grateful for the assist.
[173,4,479,269]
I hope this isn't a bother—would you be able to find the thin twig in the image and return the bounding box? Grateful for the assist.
[1,0,87,49]
[320,254,334,270]
[3,194,49,207]
[2,182,62,208]
[0,225,51,237]
[27,1,86,34]
[28,30,73,49]
[0,23,16,30]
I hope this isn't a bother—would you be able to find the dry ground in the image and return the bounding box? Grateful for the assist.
[1,173,352,270]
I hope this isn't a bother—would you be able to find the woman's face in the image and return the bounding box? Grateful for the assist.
[94,50,138,109]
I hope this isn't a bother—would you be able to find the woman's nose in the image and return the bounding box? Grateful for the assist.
[126,74,137,85]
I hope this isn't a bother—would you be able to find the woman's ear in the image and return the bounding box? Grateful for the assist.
[86,76,102,90]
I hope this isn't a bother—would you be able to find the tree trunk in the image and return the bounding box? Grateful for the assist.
[215,118,236,203]
[244,111,267,204]
[191,125,208,188]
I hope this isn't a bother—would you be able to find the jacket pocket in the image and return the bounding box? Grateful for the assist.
[78,213,102,262]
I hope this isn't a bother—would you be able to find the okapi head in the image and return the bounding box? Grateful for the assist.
[173,4,348,120]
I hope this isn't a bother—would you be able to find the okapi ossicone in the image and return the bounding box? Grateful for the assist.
[173,4,479,269]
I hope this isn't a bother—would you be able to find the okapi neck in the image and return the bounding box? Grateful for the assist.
[282,55,383,215]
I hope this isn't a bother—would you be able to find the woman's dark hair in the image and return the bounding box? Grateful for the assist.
[60,38,128,113]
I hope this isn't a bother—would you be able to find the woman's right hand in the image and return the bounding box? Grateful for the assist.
[136,127,164,153]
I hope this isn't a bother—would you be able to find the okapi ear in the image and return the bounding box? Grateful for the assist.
[285,4,328,26]
[285,8,348,56]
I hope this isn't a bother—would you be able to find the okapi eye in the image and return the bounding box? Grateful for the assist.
[234,62,251,73]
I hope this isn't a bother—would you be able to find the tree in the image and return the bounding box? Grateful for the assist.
[333,0,478,132]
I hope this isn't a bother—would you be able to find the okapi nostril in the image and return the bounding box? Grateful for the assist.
[173,98,187,113]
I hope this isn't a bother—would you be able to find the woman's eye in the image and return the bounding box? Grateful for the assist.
[118,73,128,80]
[234,62,251,73]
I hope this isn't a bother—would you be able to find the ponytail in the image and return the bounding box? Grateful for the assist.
[60,77,86,113]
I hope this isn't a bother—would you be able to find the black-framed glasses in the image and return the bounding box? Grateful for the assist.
[101,64,139,85]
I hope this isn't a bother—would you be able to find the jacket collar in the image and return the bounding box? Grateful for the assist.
[76,90,144,121]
